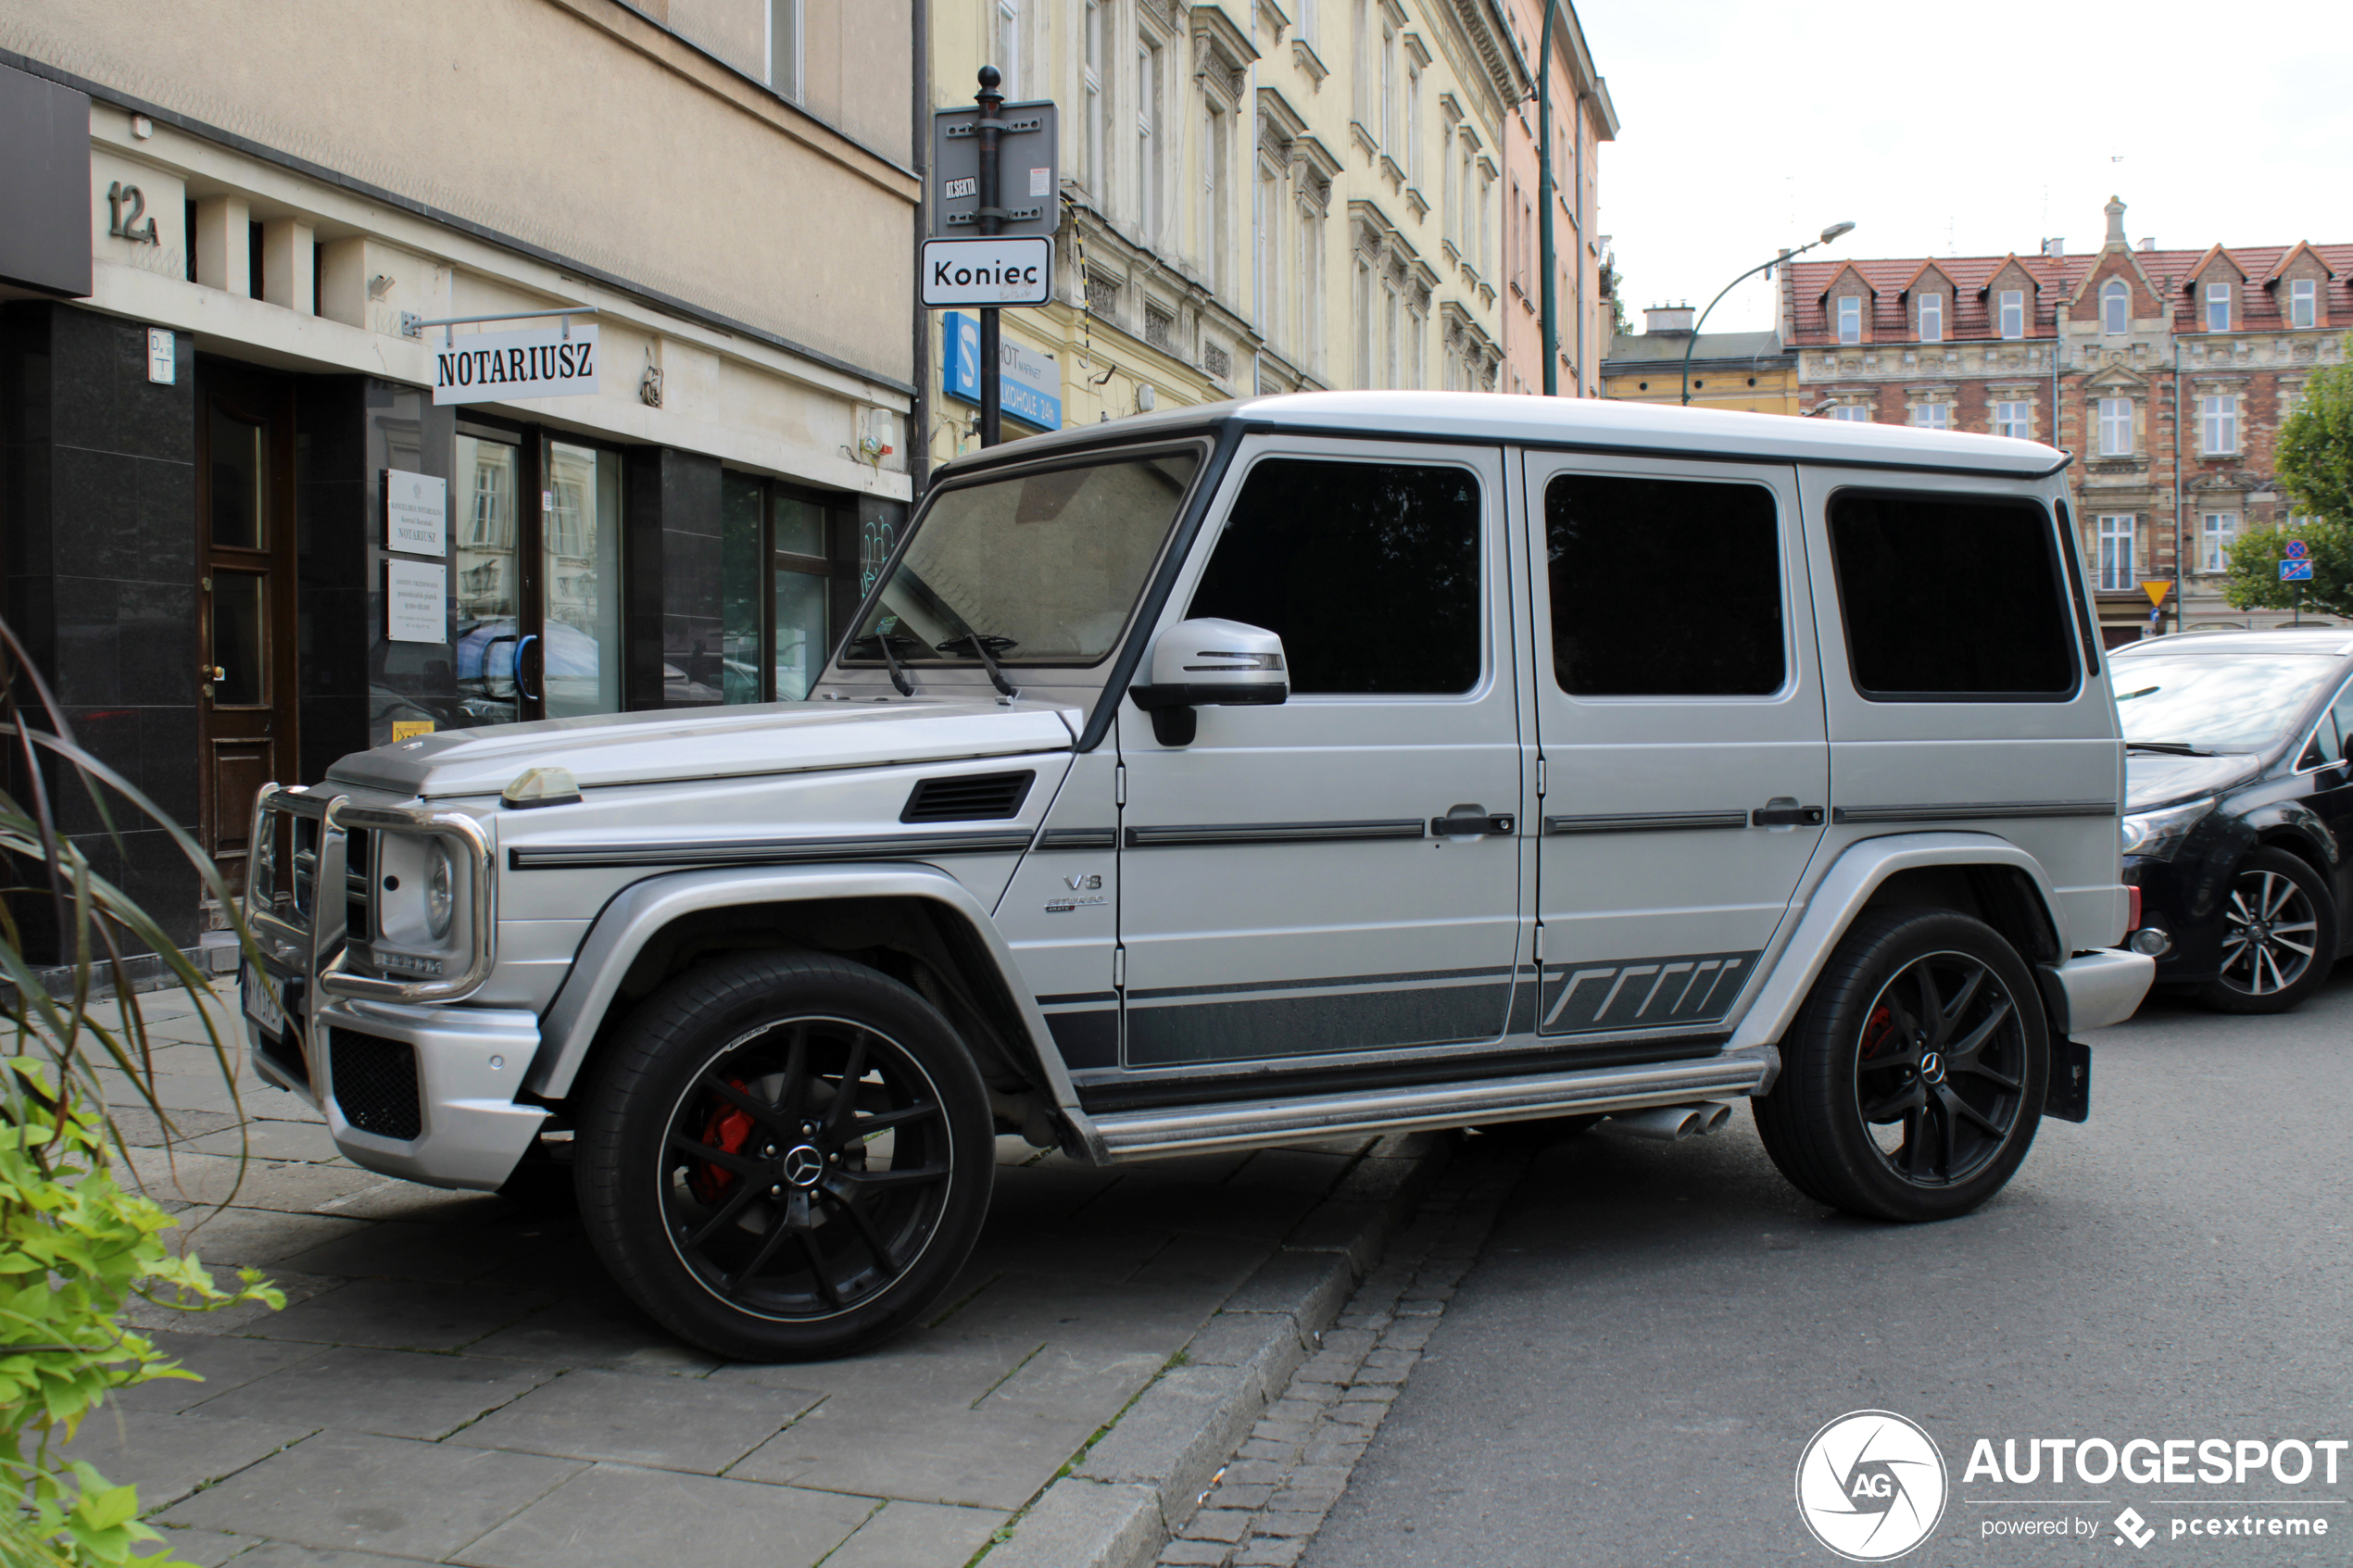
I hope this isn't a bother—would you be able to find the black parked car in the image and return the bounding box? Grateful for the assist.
[2114,629,2353,1012]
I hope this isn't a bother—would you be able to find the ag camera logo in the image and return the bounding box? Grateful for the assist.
[1796,1411,1949,1561]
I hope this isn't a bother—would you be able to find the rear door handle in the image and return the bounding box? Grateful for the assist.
[1431,804,1515,836]
[1752,798,1825,827]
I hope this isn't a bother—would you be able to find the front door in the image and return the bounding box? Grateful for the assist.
[1521,451,1827,1048]
[1116,439,1524,1072]
[195,361,298,902]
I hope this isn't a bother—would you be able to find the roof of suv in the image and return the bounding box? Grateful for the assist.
[941,390,2069,481]
[2114,630,2353,659]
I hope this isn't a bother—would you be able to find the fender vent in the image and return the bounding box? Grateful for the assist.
[900,770,1036,823]
[331,1029,422,1141]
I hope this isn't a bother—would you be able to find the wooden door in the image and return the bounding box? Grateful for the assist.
[195,361,298,903]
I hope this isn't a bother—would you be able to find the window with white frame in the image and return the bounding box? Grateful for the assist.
[1994,400,2032,440]
[1379,22,1397,151]
[2096,514,2135,592]
[1255,157,1278,341]
[2101,278,2129,335]
[1828,404,1869,422]
[996,0,1022,97]
[1919,293,1943,343]
[1440,115,1456,245]
[2290,278,2318,330]
[1352,0,1369,126]
[1405,62,1421,186]
[1353,254,1373,386]
[2201,394,2239,455]
[2205,281,2230,332]
[1998,289,2025,339]
[1082,0,1105,194]
[1836,295,1860,344]
[2098,397,2133,457]
[1137,36,1162,246]
[1457,134,1475,261]
[1201,99,1230,294]
[1383,279,1400,388]
[1913,402,1950,431]
[1478,169,1492,280]
[1298,199,1325,373]
[2199,512,2240,573]
[1299,0,1316,44]
[767,0,802,100]
[1408,305,1426,391]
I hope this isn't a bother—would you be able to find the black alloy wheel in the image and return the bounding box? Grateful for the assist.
[2196,847,2338,1015]
[576,950,995,1361]
[1755,907,2048,1223]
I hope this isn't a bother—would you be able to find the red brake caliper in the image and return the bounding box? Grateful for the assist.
[689,1080,759,1205]
[1859,1003,1894,1060]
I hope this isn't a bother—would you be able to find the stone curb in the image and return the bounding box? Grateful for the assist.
[978,1131,1453,1568]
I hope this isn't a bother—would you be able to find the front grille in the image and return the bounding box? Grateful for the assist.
[331,1029,422,1140]
[344,828,374,944]
[900,770,1036,823]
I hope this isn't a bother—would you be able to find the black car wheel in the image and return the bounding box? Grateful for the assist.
[1755,907,2047,1223]
[576,950,995,1361]
[2196,847,2337,1015]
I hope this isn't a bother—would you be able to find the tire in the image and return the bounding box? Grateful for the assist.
[1753,907,2048,1223]
[2194,847,2338,1015]
[574,949,995,1361]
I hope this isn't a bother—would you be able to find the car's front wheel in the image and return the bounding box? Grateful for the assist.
[1754,907,2048,1223]
[575,950,995,1361]
[2195,847,2337,1015]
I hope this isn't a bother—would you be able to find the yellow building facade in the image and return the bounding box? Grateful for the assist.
[925,0,1529,469]
[1600,308,1799,415]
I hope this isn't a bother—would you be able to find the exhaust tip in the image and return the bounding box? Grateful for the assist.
[1598,1100,1733,1143]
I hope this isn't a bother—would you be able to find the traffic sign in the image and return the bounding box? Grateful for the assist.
[922,237,1053,307]
[2141,581,2171,607]
[931,101,1059,239]
[2281,558,2315,582]
[2285,539,2310,559]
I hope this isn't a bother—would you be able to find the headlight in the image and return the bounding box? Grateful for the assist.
[426,839,457,940]
[2120,797,2215,861]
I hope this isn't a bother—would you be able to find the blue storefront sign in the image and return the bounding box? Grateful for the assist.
[943,311,1063,431]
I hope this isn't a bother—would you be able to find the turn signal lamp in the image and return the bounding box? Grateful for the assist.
[503,765,583,809]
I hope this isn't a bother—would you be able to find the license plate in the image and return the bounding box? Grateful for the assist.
[243,964,288,1036]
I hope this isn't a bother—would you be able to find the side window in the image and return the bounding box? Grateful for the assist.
[1188,458,1481,695]
[2312,680,2353,767]
[1828,493,2077,700]
[1546,474,1784,696]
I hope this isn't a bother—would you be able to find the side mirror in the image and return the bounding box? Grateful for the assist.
[1128,618,1288,746]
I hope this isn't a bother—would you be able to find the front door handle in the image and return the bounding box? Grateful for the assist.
[1431,804,1515,837]
[1752,798,1825,827]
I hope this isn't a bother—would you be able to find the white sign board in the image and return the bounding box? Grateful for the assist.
[383,470,447,557]
[432,324,599,406]
[385,559,447,643]
[922,237,1053,307]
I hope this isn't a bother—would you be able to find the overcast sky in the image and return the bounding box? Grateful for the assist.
[1578,0,2353,340]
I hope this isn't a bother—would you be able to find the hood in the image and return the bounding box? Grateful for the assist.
[2123,751,2263,813]
[326,698,1078,800]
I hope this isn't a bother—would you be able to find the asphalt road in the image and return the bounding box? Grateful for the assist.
[1305,962,2353,1567]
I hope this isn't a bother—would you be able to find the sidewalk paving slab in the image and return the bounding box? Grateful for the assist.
[186,1347,560,1441]
[446,1366,823,1473]
[450,1463,875,1568]
[52,1411,314,1511]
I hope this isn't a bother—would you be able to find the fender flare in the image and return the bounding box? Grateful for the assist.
[523,862,1101,1153]
[1727,832,2070,1055]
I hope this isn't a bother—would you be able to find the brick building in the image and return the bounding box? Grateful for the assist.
[1781,197,2350,644]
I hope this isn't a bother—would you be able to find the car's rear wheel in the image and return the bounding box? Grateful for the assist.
[1754,907,2047,1223]
[575,950,994,1361]
[2195,847,2336,1015]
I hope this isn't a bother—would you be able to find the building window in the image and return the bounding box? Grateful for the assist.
[996,0,1022,97]
[767,0,802,100]
[1255,158,1279,339]
[1201,99,1229,294]
[1299,0,1316,44]
[2098,397,2133,457]
[2205,282,2230,332]
[1406,63,1421,186]
[1353,255,1373,386]
[1382,280,1400,388]
[723,472,835,703]
[1379,22,1397,150]
[1998,289,2025,339]
[1477,169,1492,281]
[1352,0,1369,126]
[1082,0,1105,193]
[1298,200,1325,373]
[1837,295,1860,344]
[2096,514,2135,593]
[1994,400,2032,440]
[1828,404,1869,422]
[1407,305,1426,391]
[1137,36,1161,245]
[2290,278,2318,330]
[2199,511,2240,574]
[2101,278,2129,335]
[1457,134,1475,262]
[2201,394,2239,455]
[1913,402,1949,431]
[1919,294,1942,344]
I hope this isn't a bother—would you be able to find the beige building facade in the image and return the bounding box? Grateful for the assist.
[0,0,918,957]
[924,0,1535,468]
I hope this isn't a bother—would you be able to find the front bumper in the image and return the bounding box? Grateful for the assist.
[246,981,547,1190]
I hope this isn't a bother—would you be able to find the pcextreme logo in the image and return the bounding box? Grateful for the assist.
[1795,1411,1950,1562]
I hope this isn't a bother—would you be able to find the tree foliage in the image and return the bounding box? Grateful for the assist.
[2222,349,2353,619]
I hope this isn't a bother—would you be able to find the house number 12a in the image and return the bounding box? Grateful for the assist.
[107,182,158,244]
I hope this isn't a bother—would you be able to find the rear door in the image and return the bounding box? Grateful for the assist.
[1520,452,1827,1047]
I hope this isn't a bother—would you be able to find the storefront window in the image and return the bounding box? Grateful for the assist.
[544,440,623,719]
[453,431,521,724]
[720,475,836,703]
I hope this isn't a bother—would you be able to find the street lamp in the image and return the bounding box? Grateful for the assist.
[1680,221,1856,408]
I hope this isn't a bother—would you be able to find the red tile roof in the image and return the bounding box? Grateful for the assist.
[1783,242,2353,346]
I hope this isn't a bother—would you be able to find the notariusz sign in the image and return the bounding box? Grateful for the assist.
[433,325,600,406]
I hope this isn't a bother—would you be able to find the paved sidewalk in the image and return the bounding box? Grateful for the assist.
[49,984,1440,1568]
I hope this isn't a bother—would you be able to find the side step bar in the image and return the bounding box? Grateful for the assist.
[1088,1047,1780,1161]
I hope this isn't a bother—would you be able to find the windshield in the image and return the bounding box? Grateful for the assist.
[2108,651,2343,753]
[846,449,1202,667]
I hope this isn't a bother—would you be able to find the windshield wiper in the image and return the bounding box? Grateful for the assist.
[2126,741,2216,757]
[936,633,1020,699]
[846,631,918,696]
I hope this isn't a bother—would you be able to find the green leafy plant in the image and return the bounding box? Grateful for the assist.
[2,621,282,1567]
[2222,347,2353,620]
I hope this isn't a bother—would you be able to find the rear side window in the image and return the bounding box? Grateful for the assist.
[1829,493,2077,700]
[1188,458,1481,695]
[1546,474,1785,696]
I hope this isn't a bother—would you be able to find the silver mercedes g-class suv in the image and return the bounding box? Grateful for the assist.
[241,392,2154,1360]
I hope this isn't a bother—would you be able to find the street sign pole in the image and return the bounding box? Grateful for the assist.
[975,67,1004,449]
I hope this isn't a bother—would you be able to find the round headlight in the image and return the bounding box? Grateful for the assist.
[426,839,457,940]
